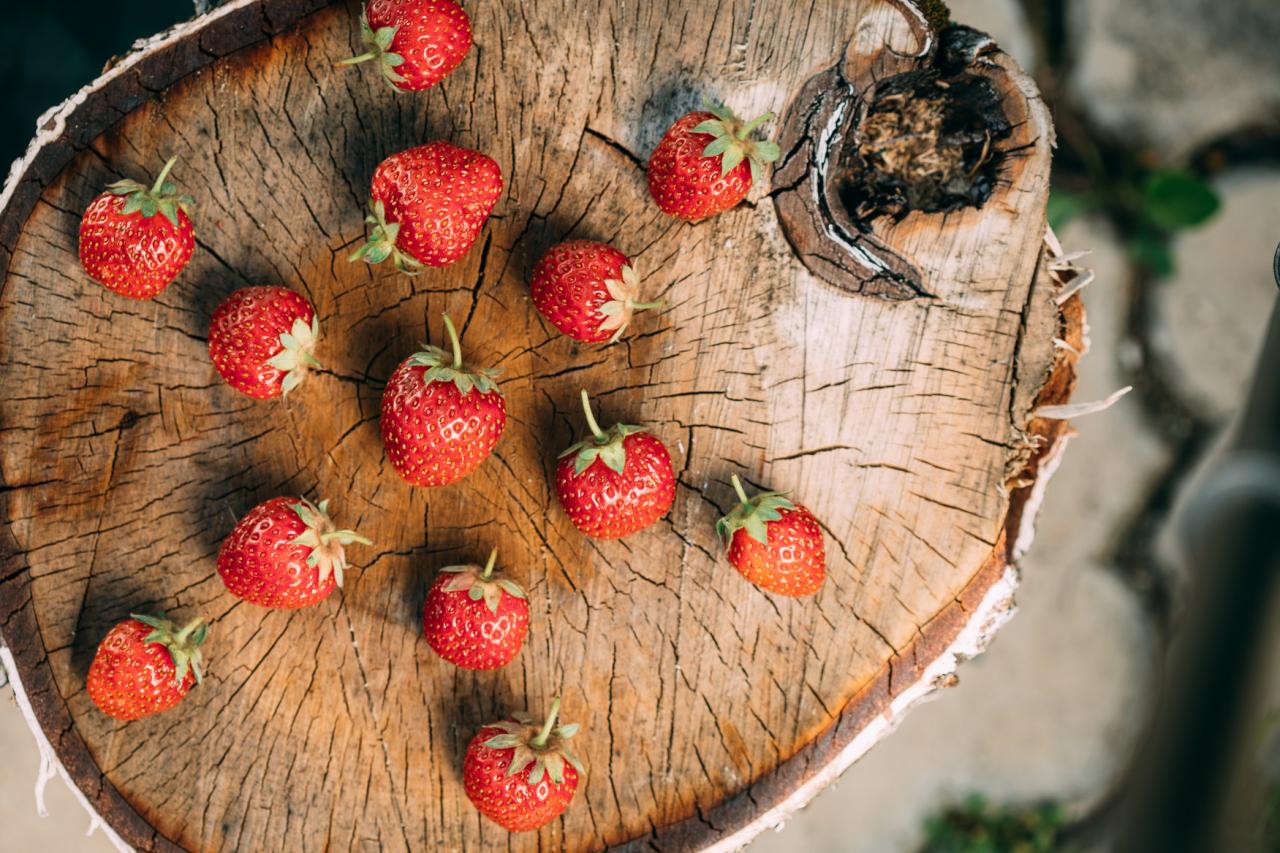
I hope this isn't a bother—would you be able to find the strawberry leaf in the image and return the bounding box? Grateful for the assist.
[506,746,537,778]
[495,579,526,599]
[405,316,502,397]
[754,140,780,161]
[481,584,502,613]
[130,613,208,687]
[598,442,627,474]
[702,135,733,158]
[372,24,397,51]
[720,145,746,176]
[350,198,421,274]
[572,446,602,475]
[716,475,795,547]
[443,572,475,593]
[106,158,191,227]
[562,747,586,775]
[708,102,736,123]
[544,752,566,785]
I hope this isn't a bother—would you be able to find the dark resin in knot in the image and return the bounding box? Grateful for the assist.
[837,26,1012,226]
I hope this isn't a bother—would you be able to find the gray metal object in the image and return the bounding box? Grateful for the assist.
[1115,243,1280,852]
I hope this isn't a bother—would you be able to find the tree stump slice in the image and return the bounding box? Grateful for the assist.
[0,1,1082,850]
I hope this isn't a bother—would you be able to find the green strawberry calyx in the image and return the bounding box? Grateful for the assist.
[404,313,501,395]
[559,389,645,476]
[715,474,795,547]
[599,263,663,344]
[348,198,424,276]
[131,612,208,687]
[693,102,782,186]
[266,315,323,395]
[290,498,372,588]
[337,13,408,89]
[106,157,195,229]
[481,697,586,786]
[439,548,527,614]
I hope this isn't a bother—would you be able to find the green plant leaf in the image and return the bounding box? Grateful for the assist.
[1142,170,1220,231]
[1128,230,1175,277]
[1046,189,1089,232]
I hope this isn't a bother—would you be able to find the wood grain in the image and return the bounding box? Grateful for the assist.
[0,1,1076,850]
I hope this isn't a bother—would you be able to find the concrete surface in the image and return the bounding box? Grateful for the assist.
[0,664,116,852]
[949,0,1037,72]
[1152,169,1280,423]
[1068,0,1280,158]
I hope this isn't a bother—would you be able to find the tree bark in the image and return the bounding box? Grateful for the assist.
[0,0,1081,850]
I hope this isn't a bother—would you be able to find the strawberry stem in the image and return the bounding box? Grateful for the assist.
[731,474,750,505]
[481,548,498,580]
[580,390,606,442]
[150,157,178,195]
[442,314,463,369]
[338,51,377,67]
[531,697,562,749]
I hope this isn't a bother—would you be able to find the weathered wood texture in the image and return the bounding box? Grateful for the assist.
[0,1,1077,850]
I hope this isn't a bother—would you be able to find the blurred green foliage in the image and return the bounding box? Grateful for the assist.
[1264,782,1280,853]
[919,795,1068,853]
[1048,168,1220,278]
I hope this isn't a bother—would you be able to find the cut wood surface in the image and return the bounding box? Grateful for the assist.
[0,0,1080,850]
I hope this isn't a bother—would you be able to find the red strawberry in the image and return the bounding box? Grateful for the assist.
[555,390,675,539]
[217,497,370,609]
[464,698,584,832]
[423,548,529,670]
[531,240,663,344]
[647,103,780,221]
[716,474,826,597]
[208,286,321,398]
[340,0,472,92]
[381,313,506,486]
[79,157,196,299]
[87,614,208,721]
[350,142,502,273]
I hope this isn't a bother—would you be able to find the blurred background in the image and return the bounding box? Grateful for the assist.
[1,1,1278,851]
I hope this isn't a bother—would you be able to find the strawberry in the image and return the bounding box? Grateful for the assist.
[423,548,529,670]
[464,697,584,832]
[555,390,675,539]
[340,0,472,92]
[350,142,502,273]
[716,474,826,597]
[531,240,663,344]
[208,286,321,398]
[87,614,207,721]
[381,313,505,486]
[79,157,196,299]
[647,103,780,221]
[217,497,370,609]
